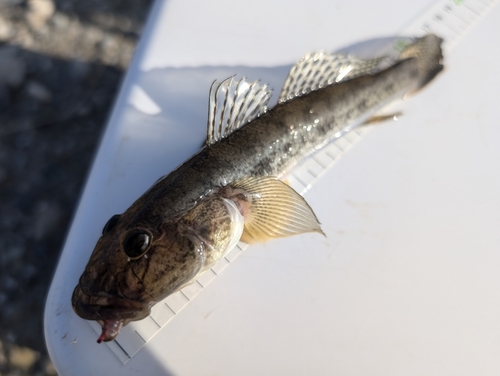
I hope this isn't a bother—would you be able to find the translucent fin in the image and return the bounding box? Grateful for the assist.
[228,176,323,243]
[221,198,245,255]
[206,77,273,146]
[279,52,387,103]
[362,112,402,125]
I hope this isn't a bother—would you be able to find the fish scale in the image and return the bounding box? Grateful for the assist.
[135,55,423,223]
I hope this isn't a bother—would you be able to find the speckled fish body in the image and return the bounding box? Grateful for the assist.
[146,60,425,211]
[72,34,443,343]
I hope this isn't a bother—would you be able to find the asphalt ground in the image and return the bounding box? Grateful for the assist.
[0,1,152,374]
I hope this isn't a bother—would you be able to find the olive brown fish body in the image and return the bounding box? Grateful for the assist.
[72,34,443,342]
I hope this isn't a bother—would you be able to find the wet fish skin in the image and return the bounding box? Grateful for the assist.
[139,45,438,219]
[72,34,443,342]
[72,194,239,339]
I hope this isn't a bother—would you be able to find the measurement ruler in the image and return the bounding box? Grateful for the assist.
[289,0,499,196]
[403,0,499,53]
[101,0,499,364]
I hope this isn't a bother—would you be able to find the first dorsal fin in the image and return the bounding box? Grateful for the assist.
[279,52,387,103]
[206,77,272,146]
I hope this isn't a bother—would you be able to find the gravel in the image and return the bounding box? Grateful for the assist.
[0,0,152,374]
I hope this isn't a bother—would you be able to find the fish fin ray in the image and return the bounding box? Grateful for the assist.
[207,77,273,146]
[362,111,402,125]
[279,52,387,103]
[228,176,323,243]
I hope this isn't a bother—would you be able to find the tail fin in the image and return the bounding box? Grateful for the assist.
[399,34,444,92]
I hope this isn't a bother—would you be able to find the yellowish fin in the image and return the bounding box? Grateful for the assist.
[222,176,324,243]
[363,112,402,125]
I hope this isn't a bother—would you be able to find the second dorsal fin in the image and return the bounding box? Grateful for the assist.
[206,77,272,146]
[279,52,387,103]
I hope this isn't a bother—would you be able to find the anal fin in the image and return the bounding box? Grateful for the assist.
[362,111,402,126]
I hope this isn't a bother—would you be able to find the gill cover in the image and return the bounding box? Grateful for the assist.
[178,194,245,280]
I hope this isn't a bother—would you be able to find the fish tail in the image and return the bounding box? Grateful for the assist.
[399,34,444,92]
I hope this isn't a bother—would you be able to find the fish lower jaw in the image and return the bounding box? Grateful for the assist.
[72,285,151,324]
[96,319,125,343]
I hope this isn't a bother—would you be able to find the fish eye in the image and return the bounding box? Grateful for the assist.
[102,214,120,235]
[123,230,152,259]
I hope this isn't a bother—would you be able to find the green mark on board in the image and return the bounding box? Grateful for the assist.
[393,40,408,53]
[452,0,465,5]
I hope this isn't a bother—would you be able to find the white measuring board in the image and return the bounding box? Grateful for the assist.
[87,130,371,364]
[93,0,498,363]
[46,0,498,375]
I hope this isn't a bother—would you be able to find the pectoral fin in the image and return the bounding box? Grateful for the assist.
[223,176,324,244]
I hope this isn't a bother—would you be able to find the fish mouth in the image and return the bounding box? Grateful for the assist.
[96,319,125,343]
[72,284,150,342]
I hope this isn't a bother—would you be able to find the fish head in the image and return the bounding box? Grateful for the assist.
[72,194,244,342]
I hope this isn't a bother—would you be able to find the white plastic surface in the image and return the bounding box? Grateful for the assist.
[45,0,500,374]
